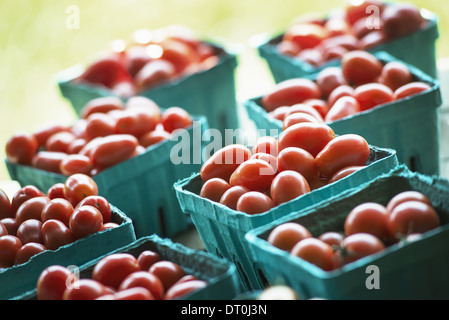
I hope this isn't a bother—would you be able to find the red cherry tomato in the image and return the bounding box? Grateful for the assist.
[200,178,231,203]
[41,219,75,250]
[262,78,322,112]
[304,99,330,119]
[219,186,249,210]
[1,218,18,236]
[119,271,165,300]
[393,82,431,100]
[325,96,361,122]
[388,201,440,239]
[78,57,133,89]
[270,170,310,205]
[6,132,38,165]
[285,104,324,122]
[284,23,329,49]
[315,134,370,178]
[0,235,22,264]
[380,61,413,91]
[135,59,176,91]
[200,144,252,182]
[161,107,193,133]
[0,188,13,219]
[90,134,138,168]
[115,107,159,138]
[15,196,49,225]
[137,250,162,270]
[283,112,321,130]
[386,191,431,213]
[69,205,104,239]
[37,265,78,300]
[229,159,275,192]
[84,113,117,140]
[236,191,275,215]
[327,84,355,107]
[41,198,74,227]
[33,124,69,148]
[64,173,99,207]
[63,279,110,300]
[335,233,385,267]
[344,202,390,242]
[75,195,112,224]
[269,106,291,122]
[139,130,171,148]
[267,222,312,252]
[16,219,43,245]
[165,280,207,300]
[341,50,383,85]
[316,66,348,98]
[252,136,278,156]
[80,96,124,119]
[291,238,335,271]
[0,222,7,237]
[328,165,366,184]
[47,183,66,200]
[277,123,336,157]
[45,132,77,154]
[11,185,46,215]
[92,253,141,289]
[381,3,423,38]
[32,151,69,174]
[160,39,198,74]
[149,261,186,291]
[353,83,394,111]
[318,232,344,249]
[14,242,47,265]
[250,153,278,173]
[60,154,93,176]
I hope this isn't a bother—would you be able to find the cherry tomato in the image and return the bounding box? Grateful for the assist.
[63,279,110,300]
[5,132,38,165]
[0,235,22,264]
[269,106,291,122]
[32,151,68,174]
[381,3,423,38]
[270,170,310,205]
[353,83,394,111]
[236,191,275,215]
[165,280,207,300]
[161,107,193,133]
[69,205,104,239]
[33,124,69,148]
[37,265,78,300]
[325,96,361,122]
[291,238,335,271]
[344,202,390,242]
[80,96,124,119]
[115,107,159,138]
[229,159,276,192]
[14,242,46,265]
[276,146,319,184]
[90,134,138,168]
[380,61,413,91]
[284,23,329,49]
[41,198,74,227]
[252,136,278,156]
[327,84,355,107]
[267,222,312,252]
[328,165,366,184]
[200,144,252,182]
[386,191,431,213]
[1,218,18,236]
[149,261,186,291]
[250,153,278,173]
[98,287,154,300]
[135,59,176,91]
[219,186,249,210]
[84,113,117,140]
[200,178,231,203]
[60,154,93,176]
[283,113,320,132]
[388,201,440,239]
[41,219,75,250]
[335,233,385,267]
[139,130,171,148]
[76,195,112,224]
[92,253,141,289]
[316,66,348,98]
[262,78,322,112]
[45,132,77,153]
[0,222,7,237]
[304,99,330,119]
[11,185,45,214]
[160,39,198,74]
[318,232,344,249]
[16,219,43,244]
[137,250,162,270]
[78,57,133,89]
[47,183,66,200]
[393,82,431,100]
[341,50,383,85]
[15,196,49,225]
[119,271,165,300]
[0,188,13,219]
[315,134,370,178]
[278,122,336,157]
[285,103,324,122]
[64,173,99,207]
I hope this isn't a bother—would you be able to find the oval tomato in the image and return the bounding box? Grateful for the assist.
[64,173,99,207]
[149,261,186,291]
[219,186,249,211]
[236,191,275,215]
[341,50,383,85]
[15,196,49,225]
[327,84,355,107]
[135,59,176,91]
[92,253,141,290]
[1,218,18,236]
[267,222,312,252]
[393,82,431,100]
[45,132,77,154]
[119,271,165,300]
[328,165,366,184]
[164,280,207,300]
[37,265,78,300]
[69,205,104,239]
[270,170,310,205]
[115,107,160,138]
[304,99,330,118]
[353,83,394,111]
[33,124,69,148]
[32,151,68,174]
[14,242,47,265]
[200,178,231,203]
[380,61,413,91]
[318,231,344,249]
[283,112,321,130]
[386,191,431,212]
[161,107,193,133]
[325,96,361,122]
[137,250,162,271]
[139,130,171,148]
[75,195,112,224]
[229,159,276,192]
[381,3,423,38]
[344,202,390,242]
[316,66,348,98]
[99,287,154,300]
[47,183,66,200]
[291,238,335,271]
[285,103,324,122]
[284,23,329,49]
[335,233,385,267]
[80,96,124,119]
[16,219,43,244]
[6,132,39,165]
[252,136,278,156]
[84,113,117,140]
[41,219,75,250]
[90,134,138,168]
[0,188,13,219]
[0,235,22,264]
[60,154,93,176]
[63,279,110,300]
[0,222,7,237]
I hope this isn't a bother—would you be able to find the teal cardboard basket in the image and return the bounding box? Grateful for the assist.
[57,43,240,136]
[174,145,398,292]
[244,51,442,176]
[15,234,241,300]
[6,116,208,239]
[256,8,439,81]
[245,165,449,300]
[1,204,136,300]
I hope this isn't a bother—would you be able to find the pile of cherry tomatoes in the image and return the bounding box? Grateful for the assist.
[0,173,115,269]
[74,25,221,98]
[277,1,426,67]
[199,122,370,215]
[5,96,193,176]
[263,50,431,126]
[36,250,207,300]
[267,190,440,271]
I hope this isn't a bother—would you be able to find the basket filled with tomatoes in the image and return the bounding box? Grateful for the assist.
[0,174,136,300]
[5,96,209,238]
[174,124,398,292]
[244,51,442,176]
[15,234,241,300]
[255,1,439,81]
[245,165,449,299]
[56,25,240,136]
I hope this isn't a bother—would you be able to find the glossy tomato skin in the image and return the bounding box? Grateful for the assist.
[41,198,74,227]
[393,82,431,100]
[47,183,66,200]
[325,96,361,122]
[135,59,176,91]
[139,130,171,148]
[32,151,68,174]
[200,144,252,182]
[380,61,413,91]
[335,233,385,267]
[76,196,112,224]
[341,50,383,85]
[344,202,390,242]
[84,113,117,140]
[99,287,155,300]
[161,107,193,133]
[0,235,22,264]
[164,280,207,300]
[16,219,43,245]
[45,132,76,154]
[236,191,275,215]
[37,265,78,300]
[386,191,431,212]
[267,222,312,252]
[291,238,335,271]
[149,261,186,292]
[0,222,7,237]
[316,66,348,98]
[64,174,99,207]
[328,165,366,184]
[284,23,329,49]
[60,154,93,177]
[1,218,18,236]
[80,96,124,119]
[219,186,249,210]
[137,250,162,270]
[315,134,370,178]
[119,271,165,300]
[5,132,38,165]
[270,171,310,205]
[252,136,278,156]
[327,84,355,107]
[200,178,231,203]
[90,134,138,168]
[285,103,324,122]
[14,242,47,265]
[283,112,321,130]
[33,124,69,148]
[277,147,318,183]
[63,279,110,300]
[92,253,141,290]
[15,196,49,225]
[11,186,46,215]
[381,3,423,38]
[353,83,394,111]
[41,219,75,250]
[69,205,104,239]
[0,188,13,219]
[229,159,276,192]
[318,232,344,249]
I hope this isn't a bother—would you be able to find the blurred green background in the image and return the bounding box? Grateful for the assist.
[0,0,447,182]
